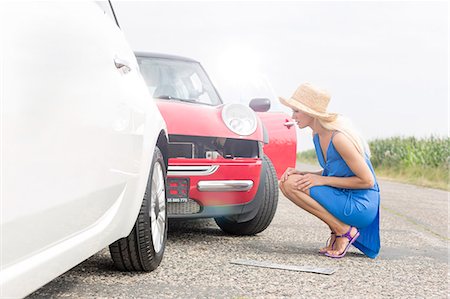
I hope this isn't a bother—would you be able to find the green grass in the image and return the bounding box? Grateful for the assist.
[374,165,449,190]
[297,149,318,165]
[297,136,450,191]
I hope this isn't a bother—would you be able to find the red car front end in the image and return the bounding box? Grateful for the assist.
[157,100,269,221]
[136,52,296,234]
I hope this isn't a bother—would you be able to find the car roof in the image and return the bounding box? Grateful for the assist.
[135,52,199,63]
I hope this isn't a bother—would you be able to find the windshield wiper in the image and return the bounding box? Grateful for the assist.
[154,95,197,103]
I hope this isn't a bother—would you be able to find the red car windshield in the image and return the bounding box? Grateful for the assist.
[137,56,222,106]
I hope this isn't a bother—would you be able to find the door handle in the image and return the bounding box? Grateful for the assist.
[284,121,296,128]
[114,57,132,74]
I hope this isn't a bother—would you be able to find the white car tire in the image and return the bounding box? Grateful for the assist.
[109,147,167,271]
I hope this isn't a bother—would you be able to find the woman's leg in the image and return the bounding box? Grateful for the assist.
[279,175,358,255]
[280,180,335,252]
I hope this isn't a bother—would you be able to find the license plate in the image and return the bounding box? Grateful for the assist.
[167,197,188,203]
[167,178,189,203]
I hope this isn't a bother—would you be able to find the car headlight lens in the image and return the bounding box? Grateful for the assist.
[221,103,257,136]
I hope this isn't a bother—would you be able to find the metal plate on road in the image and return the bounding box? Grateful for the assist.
[231,259,336,275]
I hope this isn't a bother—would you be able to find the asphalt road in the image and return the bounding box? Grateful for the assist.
[28,163,449,298]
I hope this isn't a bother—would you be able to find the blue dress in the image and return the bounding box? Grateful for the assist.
[309,133,380,258]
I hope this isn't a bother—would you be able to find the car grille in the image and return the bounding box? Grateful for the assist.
[168,135,260,159]
[168,199,201,215]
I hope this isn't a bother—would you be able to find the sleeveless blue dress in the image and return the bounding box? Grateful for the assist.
[309,133,380,258]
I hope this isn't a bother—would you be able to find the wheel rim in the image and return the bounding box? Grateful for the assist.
[150,162,166,254]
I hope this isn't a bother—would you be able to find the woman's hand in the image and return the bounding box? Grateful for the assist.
[280,167,303,182]
[294,173,326,191]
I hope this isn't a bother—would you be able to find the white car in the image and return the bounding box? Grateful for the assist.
[0,2,169,298]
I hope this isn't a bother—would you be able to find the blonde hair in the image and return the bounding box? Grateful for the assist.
[317,115,371,158]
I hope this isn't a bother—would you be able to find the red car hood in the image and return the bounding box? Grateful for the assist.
[156,100,264,141]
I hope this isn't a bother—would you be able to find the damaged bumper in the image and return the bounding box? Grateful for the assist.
[167,158,262,218]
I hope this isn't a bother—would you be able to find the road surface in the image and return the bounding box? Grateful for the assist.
[28,163,449,298]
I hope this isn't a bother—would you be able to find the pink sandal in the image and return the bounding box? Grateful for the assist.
[325,226,360,258]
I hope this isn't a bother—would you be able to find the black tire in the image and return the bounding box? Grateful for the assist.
[215,154,278,235]
[109,147,167,271]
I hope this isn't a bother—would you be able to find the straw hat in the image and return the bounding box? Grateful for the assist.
[279,83,338,121]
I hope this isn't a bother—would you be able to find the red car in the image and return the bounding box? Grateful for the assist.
[136,52,296,235]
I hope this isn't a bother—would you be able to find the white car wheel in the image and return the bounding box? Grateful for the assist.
[109,147,168,271]
[150,161,166,254]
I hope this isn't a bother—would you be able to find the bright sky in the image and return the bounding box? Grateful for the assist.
[115,1,448,151]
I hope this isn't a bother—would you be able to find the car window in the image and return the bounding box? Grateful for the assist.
[137,57,222,106]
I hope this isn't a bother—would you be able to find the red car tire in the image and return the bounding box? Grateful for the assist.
[214,154,278,235]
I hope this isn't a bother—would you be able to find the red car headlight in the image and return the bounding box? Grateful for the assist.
[221,103,257,136]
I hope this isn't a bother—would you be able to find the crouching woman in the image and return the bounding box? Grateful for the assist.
[278,83,380,259]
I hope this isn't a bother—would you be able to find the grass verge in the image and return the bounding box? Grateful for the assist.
[374,165,448,190]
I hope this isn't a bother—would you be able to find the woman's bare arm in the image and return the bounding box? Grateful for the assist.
[321,132,374,189]
[280,167,322,182]
[295,132,374,190]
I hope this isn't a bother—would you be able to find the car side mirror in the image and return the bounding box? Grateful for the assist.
[249,98,271,112]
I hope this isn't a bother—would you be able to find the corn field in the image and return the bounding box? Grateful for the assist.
[369,136,449,170]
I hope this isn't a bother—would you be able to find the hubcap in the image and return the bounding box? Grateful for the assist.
[150,162,166,253]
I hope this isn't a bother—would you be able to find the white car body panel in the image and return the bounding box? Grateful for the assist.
[0,2,166,298]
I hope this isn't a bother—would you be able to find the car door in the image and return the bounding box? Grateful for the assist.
[258,112,297,179]
[1,2,148,273]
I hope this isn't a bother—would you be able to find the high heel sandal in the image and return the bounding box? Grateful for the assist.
[325,226,360,258]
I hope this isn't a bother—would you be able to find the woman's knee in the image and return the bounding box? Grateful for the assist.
[284,175,298,191]
[279,177,297,198]
[279,181,289,197]
[283,176,313,201]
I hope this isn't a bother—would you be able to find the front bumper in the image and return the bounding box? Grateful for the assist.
[167,157,262,218]
[197,180,253,192]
